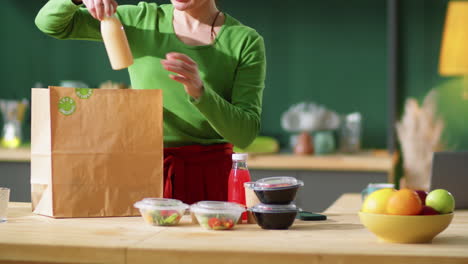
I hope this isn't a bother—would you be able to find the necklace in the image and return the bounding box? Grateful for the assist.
[210,11,221,41]
[173,10,222,44]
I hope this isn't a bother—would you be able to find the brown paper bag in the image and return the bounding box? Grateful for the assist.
[31,86,163,217]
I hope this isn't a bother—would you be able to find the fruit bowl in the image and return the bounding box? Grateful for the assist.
[358,212,454,243]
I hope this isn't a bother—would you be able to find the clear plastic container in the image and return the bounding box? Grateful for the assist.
[0,187,10,223]
[134,198,188,226]
[249,203,299,230]
[250,177,304,204]
[244,182,261,224]
[190,201,245,230]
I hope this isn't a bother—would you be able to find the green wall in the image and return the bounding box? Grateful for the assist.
[221,0,388,149]
[3,0,464,150]
[400,0,447,99]
[400,0,468,150]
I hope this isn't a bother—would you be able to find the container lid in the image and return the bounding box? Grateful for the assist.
[190,201,245,214]
[244,182,255,189]
[367,183,395,188]
[134,198,189,211]
[251,176,304,190]
[249,203,299,213]
[232,153,248,161]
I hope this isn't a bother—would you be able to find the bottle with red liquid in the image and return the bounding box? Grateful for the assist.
[228,153,251,221]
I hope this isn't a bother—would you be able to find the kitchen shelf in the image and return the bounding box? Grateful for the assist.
[0,147,30,162]
[0,147,395,173]
[248,150,395,173]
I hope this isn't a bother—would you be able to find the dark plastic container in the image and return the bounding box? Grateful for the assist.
[251,177,304,204]
[249,203,298,230]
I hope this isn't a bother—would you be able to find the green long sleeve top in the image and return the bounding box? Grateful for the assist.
[35,0,266,148]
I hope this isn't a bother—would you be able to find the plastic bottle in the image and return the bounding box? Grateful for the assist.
[228,153,251,221]
[100,15,134,70]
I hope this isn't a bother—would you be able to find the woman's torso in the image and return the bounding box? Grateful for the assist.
[119,3,241,147]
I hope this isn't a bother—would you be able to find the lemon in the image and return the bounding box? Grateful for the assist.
[361,188,396,214]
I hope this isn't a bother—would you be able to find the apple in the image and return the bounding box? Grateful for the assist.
[420,205,439,215]
[426,189,455,214]
[415,190,428,205]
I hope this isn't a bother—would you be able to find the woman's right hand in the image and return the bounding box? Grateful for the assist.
[73,0,118,21]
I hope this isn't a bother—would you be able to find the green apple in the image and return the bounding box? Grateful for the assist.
[426,189,455,214]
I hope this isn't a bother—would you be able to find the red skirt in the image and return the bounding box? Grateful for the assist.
[163,143,233,205]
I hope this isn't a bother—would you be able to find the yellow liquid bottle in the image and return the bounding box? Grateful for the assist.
[101,15,134,70]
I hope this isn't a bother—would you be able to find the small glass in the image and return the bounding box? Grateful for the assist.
[244,182,261,224]
[0,99,29,149]
[314,130,336,155]
[361,183,395,201]
[0,187,10,223]
[339,112,362,153]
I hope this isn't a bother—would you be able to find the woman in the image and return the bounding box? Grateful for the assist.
[35,0,266,204]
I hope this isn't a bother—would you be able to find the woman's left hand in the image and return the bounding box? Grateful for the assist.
[161,52,204,99]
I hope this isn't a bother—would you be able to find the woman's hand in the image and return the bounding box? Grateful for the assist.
[73,0,118,21]
[161,53,204,100]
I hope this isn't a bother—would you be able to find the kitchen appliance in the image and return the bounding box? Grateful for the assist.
[430,151,468,209]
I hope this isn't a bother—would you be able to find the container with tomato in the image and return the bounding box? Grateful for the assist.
[134,198,189,226]
[190,201,245,230]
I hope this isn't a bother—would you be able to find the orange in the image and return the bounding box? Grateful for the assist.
[386,189,423,215]
[361,188,396,214]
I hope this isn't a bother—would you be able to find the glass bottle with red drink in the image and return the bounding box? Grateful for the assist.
[228,153,251,221]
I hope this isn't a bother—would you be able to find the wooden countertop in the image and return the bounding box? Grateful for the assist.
[0,147,395,173]
[1,195,467,264]
[324,193,363,214]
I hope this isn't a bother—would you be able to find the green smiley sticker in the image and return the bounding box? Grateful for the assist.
[75,88,93,99]
[58,97,76,115]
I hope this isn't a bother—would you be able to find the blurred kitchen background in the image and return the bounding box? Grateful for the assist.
[1,0,467,212]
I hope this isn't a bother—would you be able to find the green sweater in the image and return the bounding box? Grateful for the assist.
[35,0,266,148]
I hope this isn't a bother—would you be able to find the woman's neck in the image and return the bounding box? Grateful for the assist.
[173,2,220,31]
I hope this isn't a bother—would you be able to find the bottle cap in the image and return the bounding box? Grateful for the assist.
[232,153,248,161]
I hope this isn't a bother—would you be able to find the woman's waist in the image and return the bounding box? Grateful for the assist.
[163,132,228,148]
[164,141,231,152]
[164,140,232,160]
[164,139,227,148]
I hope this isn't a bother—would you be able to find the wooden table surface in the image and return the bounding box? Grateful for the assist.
[1,195,467,264]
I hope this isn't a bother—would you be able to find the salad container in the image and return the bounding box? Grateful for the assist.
[190,201,245,230]
[249,203,299,230]
[134,198,189,226]
[251,177,304,204]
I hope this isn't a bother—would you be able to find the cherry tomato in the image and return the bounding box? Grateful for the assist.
[222,218,234,229]
[160,210,177,217]
[208,217,222,228]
